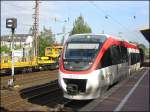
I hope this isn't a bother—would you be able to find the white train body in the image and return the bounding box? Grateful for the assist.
[58,34,141,100]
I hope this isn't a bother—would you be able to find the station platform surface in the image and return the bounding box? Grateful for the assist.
[91,67,149,111]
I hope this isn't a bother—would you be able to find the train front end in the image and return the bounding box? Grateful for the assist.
[58,34,107,100]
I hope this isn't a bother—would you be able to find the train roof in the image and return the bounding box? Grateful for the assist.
[67,33,139,49]
[69,33,127,40]
[71,33,110,37]
[67,33,109,43]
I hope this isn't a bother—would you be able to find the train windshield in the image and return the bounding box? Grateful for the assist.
[63,34,106,71]
[65,43,99,59]
[63,43,101,71]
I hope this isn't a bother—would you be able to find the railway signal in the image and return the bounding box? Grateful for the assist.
[6,18,17,88]
[6,18,17,29]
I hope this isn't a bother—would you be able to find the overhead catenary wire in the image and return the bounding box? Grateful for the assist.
[89,1,144,43]
[89,1,125,39]
[90,1,144,42]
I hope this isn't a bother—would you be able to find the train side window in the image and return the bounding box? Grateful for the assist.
[131,53,140,65]
[136,53,140,63]
[137,53,140,62]
[131,53,135,65]
[110,45,121,65]
[119,46,128,62]
[100,48,112,68]
[131,53,133,65]
[130,53,133,65]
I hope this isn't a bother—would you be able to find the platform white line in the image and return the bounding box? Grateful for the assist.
[114,69,149,112]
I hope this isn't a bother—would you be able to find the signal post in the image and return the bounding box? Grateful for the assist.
[6,18,17,88]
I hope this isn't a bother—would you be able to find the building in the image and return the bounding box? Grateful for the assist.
[1,34,34,61]
[1,34,33,48]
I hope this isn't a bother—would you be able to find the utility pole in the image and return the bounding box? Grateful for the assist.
[33,0,40,62]
[61,25,66,45]
[62,17,69,45]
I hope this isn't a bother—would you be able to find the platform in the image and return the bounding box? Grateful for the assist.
[93,67,149,111]
[80,67,149,111]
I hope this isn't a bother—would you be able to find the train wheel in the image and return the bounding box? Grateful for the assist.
[28,68,32,72]
[32,67,36,72]
[22,68,26,73]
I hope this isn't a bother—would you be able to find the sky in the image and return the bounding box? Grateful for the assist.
[1,1,149,47]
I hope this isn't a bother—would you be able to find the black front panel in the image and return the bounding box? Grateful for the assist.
[63,78,87,93]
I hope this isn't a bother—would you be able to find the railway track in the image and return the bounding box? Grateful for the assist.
[20,80,59,99]
[19,80,62,106]
[1,65,148,111]
[1,70,58,80]
[1,80,58,99]
[1,70,58,89]
[1,75,109,111]
[18,80,94,111]
[1,80,59,107]
[1,79,89,111]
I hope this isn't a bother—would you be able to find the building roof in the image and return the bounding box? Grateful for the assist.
[140,28,150,43]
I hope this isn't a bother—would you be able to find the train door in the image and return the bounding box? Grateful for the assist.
[127,49,132,75]
[102,47,117,85]
[100,47,115,85]
[130,49,137,73]
[139,48,144,67]
[110,45,122,81]
[128,49,131,66]
[119,46,129,77]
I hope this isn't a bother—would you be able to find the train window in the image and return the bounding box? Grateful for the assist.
[137,54,140,62]
[130,53,140,65]
[119,46,128,62]
[130,54,132,65]
[136,53,140,63]
[111,46,121,65]
[131,53,133,65]
[100,48,112,68]
[131,53,135,65]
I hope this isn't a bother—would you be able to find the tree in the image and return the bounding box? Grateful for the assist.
[70,15,92,35]
[39,27,55,56]
[0,45,11,54]
[138,43,146,50]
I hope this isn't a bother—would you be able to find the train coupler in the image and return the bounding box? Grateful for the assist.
[66,84,79,95]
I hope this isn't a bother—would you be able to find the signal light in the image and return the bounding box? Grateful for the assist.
[6,18,17,29]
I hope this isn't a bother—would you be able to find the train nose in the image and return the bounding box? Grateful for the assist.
[66,84,78,95]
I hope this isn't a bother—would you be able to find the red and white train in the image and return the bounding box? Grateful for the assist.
[58,34,141,100]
